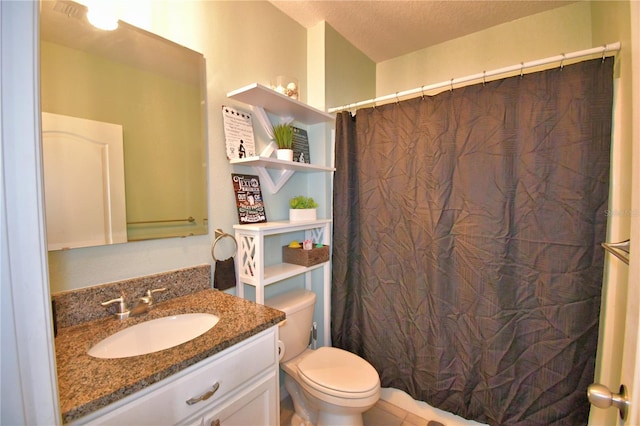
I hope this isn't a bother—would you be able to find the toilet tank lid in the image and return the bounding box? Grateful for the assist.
[265,289,316,315]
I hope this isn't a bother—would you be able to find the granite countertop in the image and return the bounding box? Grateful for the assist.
[55,289,285,423]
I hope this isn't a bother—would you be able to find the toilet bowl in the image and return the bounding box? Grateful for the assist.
[266,289,381,426]
[283,347,380,426]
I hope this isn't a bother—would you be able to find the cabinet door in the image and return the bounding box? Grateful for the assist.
[201,372,278,426]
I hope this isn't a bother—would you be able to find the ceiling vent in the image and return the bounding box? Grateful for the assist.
[52,1,84,19]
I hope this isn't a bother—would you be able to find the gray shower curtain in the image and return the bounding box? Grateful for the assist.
[332,58,614,425]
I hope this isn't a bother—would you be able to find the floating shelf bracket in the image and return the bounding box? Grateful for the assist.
[253,167,295,193]
[602,239,630,265]
[251,141,293,193]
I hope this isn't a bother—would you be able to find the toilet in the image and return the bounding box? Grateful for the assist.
[266,289,380,426]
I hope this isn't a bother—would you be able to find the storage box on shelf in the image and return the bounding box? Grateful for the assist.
[233,219,331,344]
[282,245,329,267]
[226,83,335,193]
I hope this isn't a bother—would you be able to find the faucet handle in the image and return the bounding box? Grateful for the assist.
[145,287,167,305]
[101,294,129,320]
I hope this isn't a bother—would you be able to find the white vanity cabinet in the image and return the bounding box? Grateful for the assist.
[73,327,279,426]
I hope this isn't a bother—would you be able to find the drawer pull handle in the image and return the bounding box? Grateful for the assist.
[186,382,220,405]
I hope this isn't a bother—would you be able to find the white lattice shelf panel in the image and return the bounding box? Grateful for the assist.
[233,219,332,306]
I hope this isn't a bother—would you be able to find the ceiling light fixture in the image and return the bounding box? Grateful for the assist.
[86,1,119,31]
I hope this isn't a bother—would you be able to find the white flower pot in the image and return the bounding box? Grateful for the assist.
[276,149,293,161]
[289,208,317,222]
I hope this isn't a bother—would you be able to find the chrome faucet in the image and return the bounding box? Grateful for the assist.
[130,287,167,316]
[100,294,130,320]
[146,287,167,307]
[101,288,167,320]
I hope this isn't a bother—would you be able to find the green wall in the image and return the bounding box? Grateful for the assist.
[324,23,376,110]
[376,2,593,97]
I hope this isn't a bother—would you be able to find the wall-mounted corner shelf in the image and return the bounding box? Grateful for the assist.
[230,156,335,193]
[227,83,334,125]
[602,240,630,265]
[230,156,334,172]
[227,83,336,193]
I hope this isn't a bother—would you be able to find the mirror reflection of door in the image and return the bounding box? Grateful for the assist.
[42,112,126,250]
[40,0,209,247]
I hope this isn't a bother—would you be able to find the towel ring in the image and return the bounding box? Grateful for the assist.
[211,228,237,261]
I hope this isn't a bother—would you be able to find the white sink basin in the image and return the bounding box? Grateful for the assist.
[88,313,220,359]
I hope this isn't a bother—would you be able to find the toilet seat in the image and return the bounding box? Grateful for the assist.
[297,347,380,399]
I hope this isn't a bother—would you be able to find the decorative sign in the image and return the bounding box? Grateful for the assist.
[222,106,256,160]
[231,173,267,224]
[292,126,310,164]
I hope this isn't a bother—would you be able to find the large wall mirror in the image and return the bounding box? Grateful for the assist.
[40,0,208,251]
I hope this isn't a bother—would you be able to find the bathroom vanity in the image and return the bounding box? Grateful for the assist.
[54,288,285,424]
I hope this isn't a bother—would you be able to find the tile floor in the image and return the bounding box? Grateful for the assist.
[280,396,444,426]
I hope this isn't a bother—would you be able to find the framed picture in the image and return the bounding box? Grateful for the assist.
[222,106,256,160]
[292,126,310,164]
[231,173,267,224]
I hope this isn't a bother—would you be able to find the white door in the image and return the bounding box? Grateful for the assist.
[619,3,640,423]
[589,3,640,424]
[41,112,127,250]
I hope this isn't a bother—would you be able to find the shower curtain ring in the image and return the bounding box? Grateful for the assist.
[421,85,426,100]
[450,78,454,92]
[560,53,565,70]
[602,45,607,63]
[395,92,400,104]
[482,71,486,86]
[520,62,524,79]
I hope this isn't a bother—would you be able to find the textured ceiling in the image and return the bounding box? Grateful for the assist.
[269,1,575,63]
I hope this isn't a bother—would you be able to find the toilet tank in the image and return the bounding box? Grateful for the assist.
[266,289,316,362]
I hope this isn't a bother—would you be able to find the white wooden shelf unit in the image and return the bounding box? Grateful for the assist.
[227,83,333,125]
[226,83,335,193]
[233,219,331,344]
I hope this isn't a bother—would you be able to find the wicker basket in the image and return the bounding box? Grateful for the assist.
[282,245,329,267]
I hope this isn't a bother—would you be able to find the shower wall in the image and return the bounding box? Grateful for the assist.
[376,2,593,96]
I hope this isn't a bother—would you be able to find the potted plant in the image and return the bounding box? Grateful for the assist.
[289,195,317,222]
[272,123,294,161]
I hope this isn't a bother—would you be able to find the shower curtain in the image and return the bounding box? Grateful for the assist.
[332,58,614,425]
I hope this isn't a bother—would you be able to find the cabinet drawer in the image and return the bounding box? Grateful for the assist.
[82,328,277,425]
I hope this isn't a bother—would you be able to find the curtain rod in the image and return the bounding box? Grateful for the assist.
[328,42,621,113]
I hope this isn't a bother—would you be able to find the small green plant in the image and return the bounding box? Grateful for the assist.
[290,195,318,209]
[272,123,293,149]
